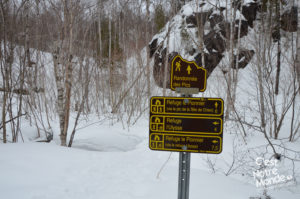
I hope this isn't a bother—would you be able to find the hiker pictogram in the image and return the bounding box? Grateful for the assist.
[175,61,181,71]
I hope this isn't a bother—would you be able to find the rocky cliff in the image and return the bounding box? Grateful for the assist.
[149,0,298,88]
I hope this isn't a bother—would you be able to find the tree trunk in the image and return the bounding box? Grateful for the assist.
[146,0,151,99]
[60,0,74,146]
[258,12,266,131]
[163,25,171,97]
[0,38,8,143]
[275,0,281,95]
[1,84,7,143]
[53,46,66,145]
[225,0,235,120]
[296,2,300,94]
[98,0,102,61]
[68,59,91,147]
[108,12,113,106]
[0,1,10,143]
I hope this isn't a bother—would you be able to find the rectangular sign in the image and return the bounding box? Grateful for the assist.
[149,96,223,153]
[150,115,222,135]
[149,133,222,154]
[151,97,223,116]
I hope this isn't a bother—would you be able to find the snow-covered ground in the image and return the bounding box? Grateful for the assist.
[1,115,299,199]
[1,53,300,199]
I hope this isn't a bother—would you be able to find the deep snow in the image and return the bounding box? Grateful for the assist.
[0,116,299,199]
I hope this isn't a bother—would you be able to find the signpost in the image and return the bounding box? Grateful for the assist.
[149,55,224,199]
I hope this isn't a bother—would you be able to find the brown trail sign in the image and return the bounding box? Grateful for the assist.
[150,97,223,116]
[149,96,223,154]
[150,115,222,135]
[149,133,222,153]
[171,55,207,92]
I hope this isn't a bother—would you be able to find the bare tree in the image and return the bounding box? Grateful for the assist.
[274,0,281,95]
[146,0,151,99]
[0,0,28,143]
[296,2,300,92]
[50,0,78,146]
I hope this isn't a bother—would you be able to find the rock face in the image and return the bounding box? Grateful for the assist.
[240,1,259,28]
[281,6,298,32]
[149,0,298,89]
[232,49,255,69]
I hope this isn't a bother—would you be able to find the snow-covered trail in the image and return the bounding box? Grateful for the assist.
[1,113,299,199]
[0,141,249,199]
[1,121,299,199]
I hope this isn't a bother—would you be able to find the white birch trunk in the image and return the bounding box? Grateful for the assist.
[61,0,74,146]
[225,0,235,120]
[146,0,151,99]
[53,46,65,144]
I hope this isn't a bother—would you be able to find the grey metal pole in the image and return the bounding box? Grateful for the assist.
[178,94,191,199]
[178,152,183,198]
[178,149,191,199]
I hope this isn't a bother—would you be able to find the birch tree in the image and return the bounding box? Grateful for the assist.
[146,0,151,99]
[51,0,76,146]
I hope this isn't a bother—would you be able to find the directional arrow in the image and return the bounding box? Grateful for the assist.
[215,102,218,109]
[186,65,192,75]
[213,121,220,125]
[212,140,219,144]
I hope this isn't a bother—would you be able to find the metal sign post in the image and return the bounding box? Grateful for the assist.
[178,92,191,199]
[178,148,191,199]
[149,55,224,199]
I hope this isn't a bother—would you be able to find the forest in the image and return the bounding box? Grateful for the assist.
[0,0,300,198]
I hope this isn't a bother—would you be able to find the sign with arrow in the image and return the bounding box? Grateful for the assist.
[150,133,222,153]
[170,55,207,92]
[150,97,223,116]
[149,96,223,154]
[150,115,222,134]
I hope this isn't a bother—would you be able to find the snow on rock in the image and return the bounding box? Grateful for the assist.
[149,0,255,89]
[149,0,297,89]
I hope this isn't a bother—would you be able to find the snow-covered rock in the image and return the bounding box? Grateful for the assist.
[149,0,297,88]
